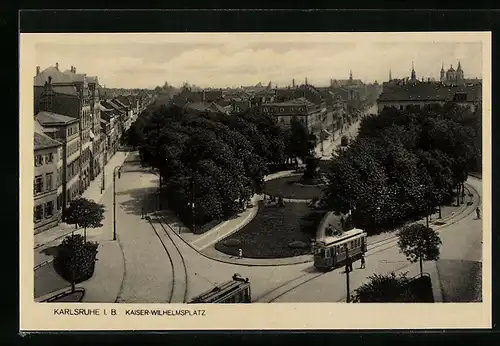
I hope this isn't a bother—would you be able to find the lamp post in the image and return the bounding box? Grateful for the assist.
[112,165,120,241]
[345,243,351,303]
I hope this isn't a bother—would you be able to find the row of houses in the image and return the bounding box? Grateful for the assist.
[376,64,482,114]
[167,74,381,138]
[33,63,152,233]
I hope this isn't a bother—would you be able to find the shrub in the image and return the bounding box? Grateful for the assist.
[223,238,241,247]
[288,240,309,249]
[53,234,99,290]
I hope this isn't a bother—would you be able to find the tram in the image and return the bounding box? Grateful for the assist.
[188,274,251,303]
[314,228,367,271]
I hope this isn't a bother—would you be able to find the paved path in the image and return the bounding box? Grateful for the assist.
[113,153,172,303]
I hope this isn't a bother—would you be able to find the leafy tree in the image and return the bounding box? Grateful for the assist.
[288,118,317,164]
[62,197,105,242]
[397,223,442,275]
[352,272,414,303]
[54,234,99,292]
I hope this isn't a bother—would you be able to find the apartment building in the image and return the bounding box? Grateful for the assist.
[36,111,81,209]
[34,121,64,233]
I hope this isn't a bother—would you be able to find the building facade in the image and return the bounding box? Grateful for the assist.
[377,83,482,114]
[34,126,64,233]
[256,98,328,135]
[36,111,81,209]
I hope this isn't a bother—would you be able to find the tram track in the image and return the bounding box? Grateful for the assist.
[257,185,478,303]
[148,215,189,303]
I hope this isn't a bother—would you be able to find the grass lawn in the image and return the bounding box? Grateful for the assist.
[264,176,324,200]
[215,201,327,258]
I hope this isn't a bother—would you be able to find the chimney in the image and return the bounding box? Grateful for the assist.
[55,62,59,71]
[48,76,52,84]
[36,66,40,75]
[292,79,295,88]
[73,66,76,73]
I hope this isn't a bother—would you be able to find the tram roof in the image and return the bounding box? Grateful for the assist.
[190,280,250,302]
[319,228,366,246]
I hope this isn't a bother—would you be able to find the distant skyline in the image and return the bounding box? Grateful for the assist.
[30,33,483,89]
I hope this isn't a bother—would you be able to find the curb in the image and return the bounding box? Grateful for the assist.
[468,173,482,180]
[34,259,53,271]
[159,213,314,267]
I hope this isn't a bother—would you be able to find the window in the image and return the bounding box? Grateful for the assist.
[46,173,53,191]
[263,108,268,112]
[45,201,54,218]
[34,205,44,222]
[57,194,62,210]
[279,108,285,112]
[46,153,53,164]
[35,155,43,167]
[34,175,43,194]
[399,105,404,110]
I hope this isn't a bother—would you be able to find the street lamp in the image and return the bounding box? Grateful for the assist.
[344,243,351,303]
[112,165,121,241]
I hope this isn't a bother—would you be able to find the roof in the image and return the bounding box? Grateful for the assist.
[86,76,98,84]
[319,228,367,246]
[184,102,229,115]
[52,85,78,96]
[113,98,128,108]
[98,103,113,112]
[63,70,86,83]
[34,66,73,86]
[263,97,316,108]
[378,83,482,102]
[35,111,78,126]
[106,100,125,112]
[34,131,62,150]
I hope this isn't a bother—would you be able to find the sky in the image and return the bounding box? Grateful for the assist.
[30,33,484,89]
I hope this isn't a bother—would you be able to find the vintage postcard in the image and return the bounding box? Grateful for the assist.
[20,32,491,331]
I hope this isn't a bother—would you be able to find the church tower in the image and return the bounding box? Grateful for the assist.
[440,63,445,82]
[410,61,416,81]
[456,61,464,83]
[349,70,353,81]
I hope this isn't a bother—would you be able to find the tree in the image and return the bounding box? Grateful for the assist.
[62,197,106,243]
[397,223,442,275]
[54,234,99,292]
[352,272,414,303]
[288,118,316,164]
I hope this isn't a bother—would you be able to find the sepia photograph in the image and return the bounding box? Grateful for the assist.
[20,31,491,331]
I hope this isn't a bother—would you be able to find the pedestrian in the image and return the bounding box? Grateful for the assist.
[360,255,366,269]
[238,248,243,259]
[476,206,481,220]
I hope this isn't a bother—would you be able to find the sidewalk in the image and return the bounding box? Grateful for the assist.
[34,150,130,249]
[33,150,131,301]
[315,120,361,159]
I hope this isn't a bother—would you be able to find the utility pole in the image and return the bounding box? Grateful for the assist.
[191,172,196,233]
[101,155,105,193]
[345,244,351,303]
[113,166,120,241]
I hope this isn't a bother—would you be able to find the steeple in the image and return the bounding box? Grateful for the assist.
[411,61,416,80]
[457,60,462,71]
[349,70,353,81]
[441,62,445,72]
